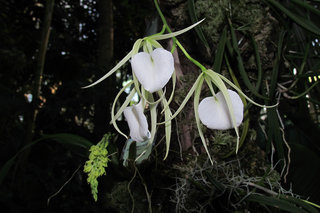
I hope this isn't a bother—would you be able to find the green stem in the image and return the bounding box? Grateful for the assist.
[153,0,206,72]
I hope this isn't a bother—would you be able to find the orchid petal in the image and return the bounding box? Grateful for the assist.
[198,90,244,130]
[124,101,150,142]
[150,19,205,41]
[82,39,142,89]
[131,48,174,93]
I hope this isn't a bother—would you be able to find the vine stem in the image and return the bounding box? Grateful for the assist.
[153,0,207,72]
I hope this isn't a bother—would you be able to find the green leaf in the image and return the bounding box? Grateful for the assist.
[250,34,262,91]
[269,31,285,99]
[247,194,309,213]
[44,133,93,149]
[0,134,93,185]
[187,0,210,54]
[121,139,135,167]
[291,0,320,16]
[266,108,285,166]
[0,157,16,185]
[289,81,319,99]
[122,138,153,166]
[267,0,320,35]
[228,19,269,100]
[280,195,319,213]
[213,27,227,73]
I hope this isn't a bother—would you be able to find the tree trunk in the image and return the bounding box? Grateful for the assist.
[93,0,114,140]
[15,0,55,182]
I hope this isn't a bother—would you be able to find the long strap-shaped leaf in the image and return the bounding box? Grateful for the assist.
[187,0,210,54]
[247,193,310,213]
[280,195,319,213]
[250,34,262,91]
[0,133,93,185]
[213,27,227,73]
[269,31,285,99]
[291,0,320,16]
[267,0,320,35]
[228,19,269,100]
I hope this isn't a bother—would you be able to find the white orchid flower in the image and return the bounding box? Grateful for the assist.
[131,48,174,93]
[198,89,244,130]
[123,101,150,142]
[82,19,204,90]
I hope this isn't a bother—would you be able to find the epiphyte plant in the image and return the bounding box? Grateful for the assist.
[83,0,271,165]
[83,19,207,162]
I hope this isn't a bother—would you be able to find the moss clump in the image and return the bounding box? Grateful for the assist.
[104,181,147,213]
[83,134,111,201]
[170,134,282,212]
[195,0,267,45]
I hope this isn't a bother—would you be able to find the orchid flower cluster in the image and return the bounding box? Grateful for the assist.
[84,16,268,165]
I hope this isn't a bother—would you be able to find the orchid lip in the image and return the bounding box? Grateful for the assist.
[198,89,244,130]
[131,48,174,93]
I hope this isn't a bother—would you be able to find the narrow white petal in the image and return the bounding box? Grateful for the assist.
[131,48,174,93]
[124,102,150,142]
[198,90,243,130]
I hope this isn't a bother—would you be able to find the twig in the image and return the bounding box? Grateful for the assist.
[128,167,137,213]
[280,128,291,183]
[47,165,80,206]
[135,165,153,213]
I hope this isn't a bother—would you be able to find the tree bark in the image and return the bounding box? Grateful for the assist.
[16,0,55,181]
[93,0,114,140]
